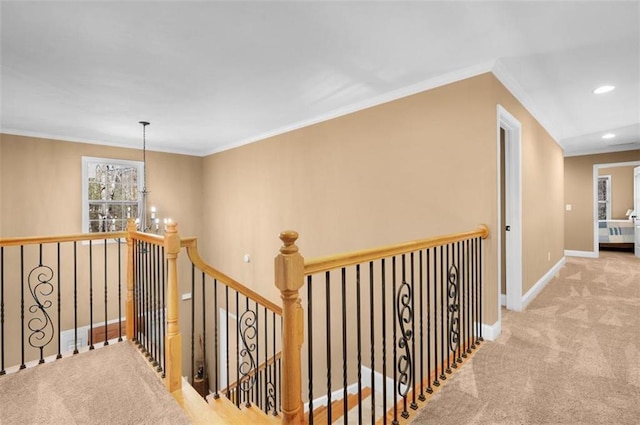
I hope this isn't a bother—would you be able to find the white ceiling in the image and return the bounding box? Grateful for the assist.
[1,1,639,157]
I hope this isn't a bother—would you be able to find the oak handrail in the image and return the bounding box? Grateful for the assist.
[0,231,128,247]
[183,238,283,316]
[304,224,489,275]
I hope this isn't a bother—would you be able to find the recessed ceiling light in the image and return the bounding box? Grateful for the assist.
[593,85,615,94]
[602,133,616,139]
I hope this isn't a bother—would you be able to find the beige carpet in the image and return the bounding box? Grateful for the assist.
[410,251,640,425]
[0,341,191,425]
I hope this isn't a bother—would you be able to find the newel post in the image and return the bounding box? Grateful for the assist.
[164,222,182,393]
[125,218,136,341]
[275,231,305,425]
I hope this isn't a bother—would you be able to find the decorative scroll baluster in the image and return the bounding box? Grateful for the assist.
[239,303,258,407]
[396,254,413,419]
[28,244,55,364]
[447,255,460,371]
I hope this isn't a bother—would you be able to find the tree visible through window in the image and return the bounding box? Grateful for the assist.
[82,157,143,233]
[597,175,611,220]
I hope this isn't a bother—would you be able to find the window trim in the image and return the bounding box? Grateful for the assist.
[82,156,144,234]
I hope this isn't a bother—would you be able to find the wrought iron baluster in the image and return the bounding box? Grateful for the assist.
[426,248,432,394]
[369,261,375,424]
[20,245,25,369]
[57,243,62,359]
[418,250,425,401]
[89,241,94,350]
[202,272,207,390]
[396,254,414,420]
[471,238,477,348]
[456,241,463,365]
[479,237,484,342]
[104,241,109,347]
[432,246,439,388]
[225,285,229,399]
[239,295,257,407]
[356,264,362,424]
[381,258,387,424]
[392,256,398,424]
[325,271,332,423]
[439,246,445,382]
[307,275,314,424]
[445,244,451,375]
[0,246,4,375]
[341,267,348,424]
[213,279,220,398]
[161,248,166,376]
[73,242,79,354]
[410,252,418,410]
[447,245,460,372]
[235,290,240,408]
[118,240,122,342]
[26,244,55,364]
[191,265,195,385]
[463,240,469,358]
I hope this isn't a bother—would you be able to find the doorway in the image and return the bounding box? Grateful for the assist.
[497,105,523,314]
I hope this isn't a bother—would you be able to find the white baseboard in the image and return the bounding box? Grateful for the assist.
[481,320,501,341]
[500,294,506,306]
[564,250,597,258]
[522,257,566,309]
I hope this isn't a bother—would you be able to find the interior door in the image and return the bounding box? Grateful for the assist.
[634,167,640,257]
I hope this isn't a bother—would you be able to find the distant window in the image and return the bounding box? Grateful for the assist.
[82,157,143,233]
[597,175,611,220]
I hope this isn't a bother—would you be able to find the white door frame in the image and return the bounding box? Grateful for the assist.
[592,160,640,256]
[497,105,523,313]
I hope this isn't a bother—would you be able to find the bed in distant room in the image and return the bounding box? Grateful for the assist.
[598,220,635,250]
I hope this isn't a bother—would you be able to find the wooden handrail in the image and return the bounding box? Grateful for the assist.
[0,231,128,247]
[182,238,283,316]
[129,230,164,245]
[304,224,489,275]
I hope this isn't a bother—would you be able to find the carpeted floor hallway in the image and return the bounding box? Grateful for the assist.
[410,251,640,425]
[0,341,191,425]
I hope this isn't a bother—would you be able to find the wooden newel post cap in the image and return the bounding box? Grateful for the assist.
[166,221,178,234]
[279,231,299,254]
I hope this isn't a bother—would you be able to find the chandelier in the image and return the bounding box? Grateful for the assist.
[135,121,169,234]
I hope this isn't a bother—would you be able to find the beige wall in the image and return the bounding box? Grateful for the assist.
[0,134,203,367]
[598,166,635,219]
[564,150,640,252]
[201,72,565,327]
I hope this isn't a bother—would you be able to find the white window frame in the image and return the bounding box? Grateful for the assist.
[597,175,612,220]
[82,156,144,234]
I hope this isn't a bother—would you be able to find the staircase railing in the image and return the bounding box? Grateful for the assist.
[0,232,128,374]
[181,236,284,416]
[274,225,489,424]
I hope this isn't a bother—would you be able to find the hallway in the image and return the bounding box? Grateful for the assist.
[410,251,640,424]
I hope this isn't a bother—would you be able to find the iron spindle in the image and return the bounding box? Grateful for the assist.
[341,267,348,424]
[418,250,425,400]
[73,242,78,354]
[161,248,166,375]
[274,313,278,414]
[463,239,469,356]
[356,264,362,424]
[0,247,4,375]
[445,244,451,374]
[325,271,332,423]
[471,238,477,348]
[104,241,109,347]
[214,279,220,398]
[392,256,398,425]
[307,276,314,424]
[57,243,62,359]
[432,246,439,387]
[410,252,418,410]
[89,240,94,350]
[426,248,433,393]
[456,241,463,364]
[202,272,207,391]
[479,237,484,342]
[369,261,376,424]
[381,258,387,424]
[118,240,122,342]
[190,265,195,385]
[263,305,268,412]
[225,286,229,399]
[439,246,446,381]
[235,291,240,407]
[20,246,25,369]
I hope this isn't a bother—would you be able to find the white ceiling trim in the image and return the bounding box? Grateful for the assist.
[491,60,561,150]
[563,144,640,158]
[203,60,496,156]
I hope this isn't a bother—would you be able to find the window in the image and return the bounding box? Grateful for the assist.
[82,157,143,233]
[597,175,611,220]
